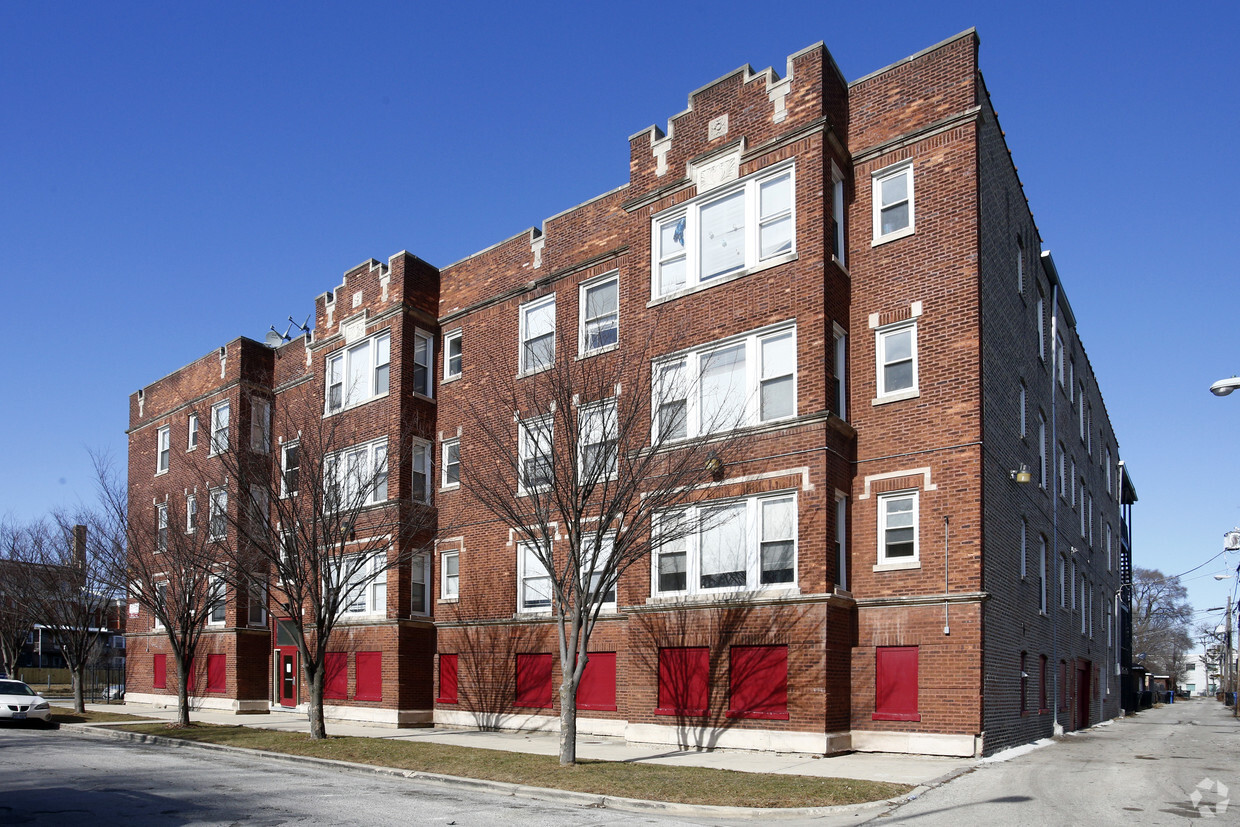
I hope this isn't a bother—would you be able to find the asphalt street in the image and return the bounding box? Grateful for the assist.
[0,728,698,827]
[873,699,1238,825]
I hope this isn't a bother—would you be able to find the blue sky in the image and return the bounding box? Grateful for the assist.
[3,2,1237,624]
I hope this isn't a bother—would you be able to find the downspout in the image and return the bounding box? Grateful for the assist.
[944,516,950,635]
[1049,282,1063,737]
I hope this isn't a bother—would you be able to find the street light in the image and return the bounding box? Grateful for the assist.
[1211,377,1240,397]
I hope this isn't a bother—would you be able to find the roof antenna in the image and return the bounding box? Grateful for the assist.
[289,314,312,337]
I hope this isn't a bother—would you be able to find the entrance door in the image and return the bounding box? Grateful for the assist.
[1076,663,1090,730]
[279,651,298,707]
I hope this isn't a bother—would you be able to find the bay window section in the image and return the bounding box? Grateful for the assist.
[411,440,432,503]
[652,493,797,597]
[325,330,391,413]
[336,552,387,617]
[324,439,388,511]
[411,330,432,397]
[653,323,796,441]
[652,165,795,298]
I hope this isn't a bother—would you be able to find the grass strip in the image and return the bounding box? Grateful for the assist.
[114,722,909,808]
[53,709,159,724]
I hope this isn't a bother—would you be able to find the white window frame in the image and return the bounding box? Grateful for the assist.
[411,329,434,398]
[187,413,199,451]
[1019,382,1026,438]
[440,549,459,600]
[411,439,432,504]
[440,438,460,490]
[410,553,430,615]
[877,490,919,569]
[874,320,918,402]
[1036,293,1045,361]
[652,323,797,442]
[581,533,617,609]
[185,493,196,534]
[280,441,299,498]
[208,488,228,541]
[871,162,914,245]
[209,400,230,456]
[208,574,226,626]
[335,551,387,618]
[324,438,389,511]
[156,426,170,475]
[519,295,556,375]
[324,329,391,414]
[831,162,846,267]
[1056,333,1066,388]
[517,540,553,613]
[247,579,267,627]
[832,323,848,419]
[578,399,617,482]
[834,493,848,591]
[579,272,619,356]
[155,503,168,552]
[443,329,462,381]
[651,163,796,299]
[518,415,553,494]
[153,581,168,630]
[651,492,798,598]
[250,397,270,454]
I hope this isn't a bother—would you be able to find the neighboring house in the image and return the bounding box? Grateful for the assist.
[125,30,1134,757]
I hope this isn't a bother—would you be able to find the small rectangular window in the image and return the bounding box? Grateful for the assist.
[578,400,617,482]
[411,440,432,503]
[411,553,429,615]
[187,413,199,451]
[249,398,270,454]
[440,550,459,599]
[155,503,168,552]
[156,426,170,474]
[876,322,917,399]
[210,401,230,455]
[519,417,553,492]
[208,489,227,541]
[878,491,918,563]
[208,574,226,625]
[579,274,619,354]
[281,442,299,498]
[872,163,914,243]
[520,295,556,374]
[185,494,196,534]
[444,330,462,380]
[441,438,460,489]
[412,331,433,397]
[247,580,266,627]
[518,541,552,611]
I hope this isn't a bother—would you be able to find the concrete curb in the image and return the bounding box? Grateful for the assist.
[57,722,937,820]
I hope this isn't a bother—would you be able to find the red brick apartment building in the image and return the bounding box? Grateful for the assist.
[125,30,1136,756]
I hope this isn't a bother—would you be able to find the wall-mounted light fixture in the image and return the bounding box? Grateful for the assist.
[705,450,724,479]
[1010,463,1032,484]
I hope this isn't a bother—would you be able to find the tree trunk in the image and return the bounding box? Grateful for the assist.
[558,680,578,765]
[306,661,326,739]
[70,667,85,714]
[176,660,190,727]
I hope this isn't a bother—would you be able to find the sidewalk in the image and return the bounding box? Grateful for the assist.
[62,700,975,788]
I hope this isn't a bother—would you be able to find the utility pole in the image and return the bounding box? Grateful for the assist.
[1230,595,1236,717]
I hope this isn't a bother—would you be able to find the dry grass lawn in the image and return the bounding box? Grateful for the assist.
[114,722,909,808]
[52,708,159,724]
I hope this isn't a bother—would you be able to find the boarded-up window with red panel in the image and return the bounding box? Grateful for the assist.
[207,654,226,694]
[874,646,919,721]
[324,653,347,700]
[153,654,166,689]
[437,654,459,704]
[576,652,616,711]
[515,653,553,708]
[355,652,381,701]
[727,645,788,719]
[656,647,708,716]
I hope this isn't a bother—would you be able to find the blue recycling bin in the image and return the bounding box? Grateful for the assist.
[1166,691,1174,704]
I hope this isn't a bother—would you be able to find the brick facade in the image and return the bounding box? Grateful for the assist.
[125,30,1133,756]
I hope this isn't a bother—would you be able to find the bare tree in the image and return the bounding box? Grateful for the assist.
[454,328,753,765]
[1132,567,1195,684]
[8,515,119,714]
[96,458,220,726]
[203,388,433,740]
[0,520,38,678]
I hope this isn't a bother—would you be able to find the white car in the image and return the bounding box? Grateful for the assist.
[0,680,53,727]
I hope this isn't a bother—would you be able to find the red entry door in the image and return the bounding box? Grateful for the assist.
[279,651,298,707]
